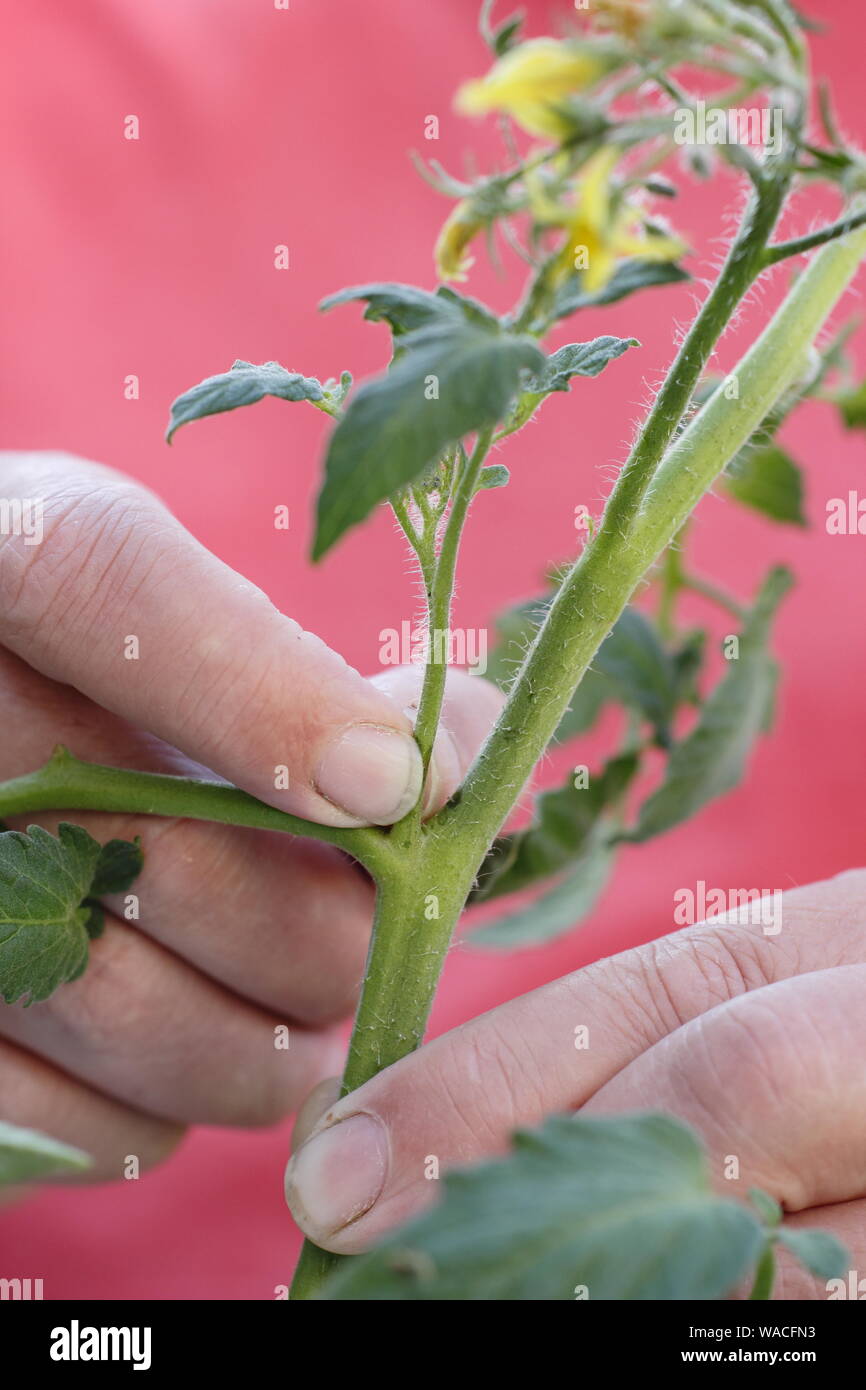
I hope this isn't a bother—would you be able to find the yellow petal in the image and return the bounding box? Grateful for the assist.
[576,146,621,235]
[434,202,485,282]
[456,38,607,138]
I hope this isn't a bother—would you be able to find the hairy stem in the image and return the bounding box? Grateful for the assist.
[0,747,394,880]
[439,220,866,882]
[763,207,866,265]
[410,429,493,777]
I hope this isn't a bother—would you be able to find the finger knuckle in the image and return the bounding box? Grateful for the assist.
[0,478,167,655]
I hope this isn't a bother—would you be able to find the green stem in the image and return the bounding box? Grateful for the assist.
[439,220,866,877]
[410,429,493,777]
[749,1243,777,1300]
[602,174,794,539]
[764,207,866,265]
[681,574,747,620]
[291,837,472,1296]
[0,746,393,880]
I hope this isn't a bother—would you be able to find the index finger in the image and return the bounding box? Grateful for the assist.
[0,451,422,826]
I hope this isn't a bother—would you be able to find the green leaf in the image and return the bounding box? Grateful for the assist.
[836,380,866,429]
[749,1187,782,1228]
[492,13,524,55]
[434,285,500,332]
[0,1120,90,1185]
[502,336,639,437]
[476,464,510,491]
[166,360,324,443]
[470,838,615,949]
[479,0,525,56]
[471,753,636,904]
[591,607,679,745]
[629,567,793,843]
[547,258,689,326]
[0,823,144,1005]
[726,444,807,526]
[89,837,144,896]
[320,1112,764,1301]
[320,282,463,336]
[526,337,640,393]
[670,629,706,707]
[776,1227,847,1280]
[313,322,544,558]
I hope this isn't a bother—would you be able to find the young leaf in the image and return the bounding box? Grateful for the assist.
[434,285,501,331]
[313,322,544,558]
[726,444,807,526]
[469,838,615,949]
[89,837,144,896]
[629,567,793,843]
[749,1187,782,1227]
[0,1120,90,1185]
[776,1227,847,1280]
[166,361,324,442]
[0,823,144,1005]
[320,1112,764,1301]
[471,753,636,904]
[546,258,689,326]
[501,336,639,436]
[320,282,463,336]
[526,337,640,393]
[476,464,510,491]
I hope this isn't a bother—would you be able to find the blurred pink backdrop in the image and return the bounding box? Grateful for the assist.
[0,0,863,1298]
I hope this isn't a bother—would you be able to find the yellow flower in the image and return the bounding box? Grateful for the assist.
[530,148,687,292]
[434,200,486,281]
[595,0,651,40]
[456,38,609,140]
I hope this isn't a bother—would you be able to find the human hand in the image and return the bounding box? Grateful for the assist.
[0,451,502,1178]
[286,870,866,1299]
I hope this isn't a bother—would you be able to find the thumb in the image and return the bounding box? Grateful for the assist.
[0,451,492,827]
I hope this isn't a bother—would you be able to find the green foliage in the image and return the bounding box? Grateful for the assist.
[0,824,143,1005]
[469,838,615,948]
[313,320,544,558]
[320,1113,765,1301]
[479,0,524,56]
[726,444,807,526]
[166,360,325,442]
[776,1228,847,1280]
[0,1120,90,1185]
[320,282,463,336]
[472,752,636,904]
[527,337,641,392]
[629,567,792,842]
[500,335,640,436]
[544,259,690,327]
[836,379,866,428]
[486,595,693,745]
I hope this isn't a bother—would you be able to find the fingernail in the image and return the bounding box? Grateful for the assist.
[285,1114,389,1238]
[421,724,462,817]
[315,725,423,825]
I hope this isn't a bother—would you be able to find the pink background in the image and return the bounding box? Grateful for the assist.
[0,0,863,1298]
